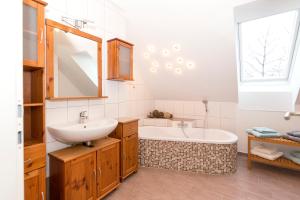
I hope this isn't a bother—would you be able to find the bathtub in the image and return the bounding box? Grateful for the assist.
[138,126,238,175]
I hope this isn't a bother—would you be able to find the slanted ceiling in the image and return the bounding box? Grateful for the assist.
[112,0,255,102]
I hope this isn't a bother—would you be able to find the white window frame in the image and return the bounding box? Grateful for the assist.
[237,10,300,83]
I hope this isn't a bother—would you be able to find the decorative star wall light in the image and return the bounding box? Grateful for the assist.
[143,43,196,75]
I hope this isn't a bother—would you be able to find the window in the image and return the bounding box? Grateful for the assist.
[238,10,299,82]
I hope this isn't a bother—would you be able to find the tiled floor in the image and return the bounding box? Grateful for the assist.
[105,155,300,200]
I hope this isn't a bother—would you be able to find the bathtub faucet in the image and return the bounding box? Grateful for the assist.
[284,112,300,120]
[178,120,188,128]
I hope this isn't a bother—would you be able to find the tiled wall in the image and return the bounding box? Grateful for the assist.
[44,0,154,177]
[152,100,300,154]
[153,100,237,132]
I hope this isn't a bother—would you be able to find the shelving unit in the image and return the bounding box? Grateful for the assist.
[23,0,47,199]
[248,135,300,171]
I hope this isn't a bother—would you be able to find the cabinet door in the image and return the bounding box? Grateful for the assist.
[123,134,138,177]
[66,153,96,200]
[118,42,133,80]
[97,143,120,198]
[23,0,45,68]
[24,167,46,200]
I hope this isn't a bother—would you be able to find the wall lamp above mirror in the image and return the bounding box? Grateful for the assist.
[45,19,106,100]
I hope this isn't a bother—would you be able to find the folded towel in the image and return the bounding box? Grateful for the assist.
[285,152,300,165]
[253,127,278,133]
[283,134,300,143]
[291,151,300,159]
[246,129,282,138]
[287,131,300,138]
[252,145,278,155]
[251,148,283,160]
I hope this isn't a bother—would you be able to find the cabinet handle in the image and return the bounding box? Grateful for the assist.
[41,192,44,200]
[98,167,101,176]
[24,158,33,165]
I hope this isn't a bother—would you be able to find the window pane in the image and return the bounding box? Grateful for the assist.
[239,11,298,81]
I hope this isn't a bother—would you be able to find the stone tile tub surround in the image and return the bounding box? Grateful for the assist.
[138,126,238,175]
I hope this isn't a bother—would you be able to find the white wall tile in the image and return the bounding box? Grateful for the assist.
[183,101,194,116]
[46,100,67,109]
[105,103,119,118]
[164,101,174,114]
[68,106,89,122]
[173,101,184,117]
[119,102,130,118]
[207,117,221,128]
[89,105,105,120]
[207,102,221,117]
[221,118,236,132]
[68,100,89,107]
[46,108,68,143]
[89,99,105,106]
[118,83,130,102]
[194,101,206,116]
[143,118,156,126]
[104,81,118,103]
[155,100,165,111]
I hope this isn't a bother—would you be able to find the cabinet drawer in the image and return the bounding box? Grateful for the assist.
[122,121,138,137]
[24,143,46,173]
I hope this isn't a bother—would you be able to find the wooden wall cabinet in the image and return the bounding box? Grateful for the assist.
[107,38,134,81]
[23,0,47,199]
[49,138,120,200]
[110,118,139,180]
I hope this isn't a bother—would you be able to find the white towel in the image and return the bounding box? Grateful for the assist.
[252,145,278,155]
[251,148,283,161]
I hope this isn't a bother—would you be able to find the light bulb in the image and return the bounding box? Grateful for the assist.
[176,57,184,64]
[172,43,181,52]
[186,61,195,70]
[152,61,159,67]
[54,28,60,32]
[162,49,170,57]
[143,52,150,59]
[150,67,158,73]
[165,63,173,70]
[174,67,182,75]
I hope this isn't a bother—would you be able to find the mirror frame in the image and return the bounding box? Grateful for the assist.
[45,19,104,100]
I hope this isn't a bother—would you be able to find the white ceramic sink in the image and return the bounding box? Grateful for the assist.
[47,119,118,144]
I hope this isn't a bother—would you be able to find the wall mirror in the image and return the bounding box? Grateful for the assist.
[46,19,103,100]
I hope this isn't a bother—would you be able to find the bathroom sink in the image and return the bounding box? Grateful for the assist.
[47,119,118,144]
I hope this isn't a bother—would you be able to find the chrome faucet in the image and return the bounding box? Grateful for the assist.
[178,120,188,128]
[79,111,88,124]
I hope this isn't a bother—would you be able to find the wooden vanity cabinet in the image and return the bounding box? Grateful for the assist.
[49,138,120,200]
[97,142,120,198]
[23,0,47,199]
[110,118,139,180]
[107,38,134,81]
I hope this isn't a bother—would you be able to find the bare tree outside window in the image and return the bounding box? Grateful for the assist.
[239,11,298,81]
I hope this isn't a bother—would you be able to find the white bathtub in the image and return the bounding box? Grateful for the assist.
[139,126,238,144]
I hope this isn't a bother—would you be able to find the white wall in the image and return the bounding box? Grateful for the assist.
[44,0,154,177]
[109,0,257,102]
[0,0,23,199]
